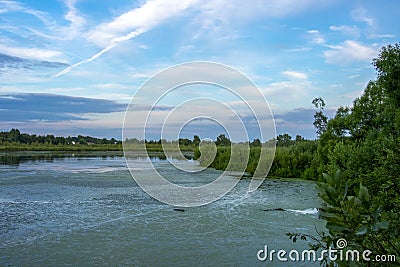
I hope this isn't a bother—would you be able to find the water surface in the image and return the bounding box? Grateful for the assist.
[0,152,324,266]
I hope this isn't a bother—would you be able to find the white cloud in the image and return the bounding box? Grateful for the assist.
[307,29,325,44]
[91,83,132,90]
[368,33,396,39]
[351,7,374,26]
[86,0,198,47]
[55,0,199,77]
[262,79,313,112]
[26,27,66,41]
[61,0,86,38]
[323,40,378,65]
[54,28,145,77]
[0,45,63,61]
[55,0,331,77]
[44,87,85,94]
[0,0,21,13]
[282,70,307,80]
[285,47,312,53]
[329,25,359,37]
[0,0,51,26]
[3,0,86,42]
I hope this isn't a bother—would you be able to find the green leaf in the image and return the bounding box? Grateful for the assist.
[373,221,389,231]
[356,225,368,235]
[326,223,350,233]
[334,169,342,185]
[356,183,370,202]
[347,196,362,207]
[372,206,383,222]
[342,183,348,202]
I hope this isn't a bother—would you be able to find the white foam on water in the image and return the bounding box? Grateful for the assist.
[287,208,319,215]
[69,166,127,174]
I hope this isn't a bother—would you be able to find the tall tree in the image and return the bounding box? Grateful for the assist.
[312,97,328,137]
[215,134,231,146]
[192,135,201,146]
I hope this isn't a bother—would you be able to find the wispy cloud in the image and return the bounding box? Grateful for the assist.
[307,29,325,44]
[4,0,86,42]
[323,40,378,65]
[368,33,396,39]
[54,28,145,77]
[59,0,86,39]
[55,0,329,77]
[329,25,359,37]
[0,45,63,61]
[0,0,52,26]
[351,7,374,26]
[55,0,199,77]
[282,70,307,80]
[0,52,68,72]
[262,79,313,112]
[86,0,197,46]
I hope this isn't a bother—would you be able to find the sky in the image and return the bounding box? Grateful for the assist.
[0,0,398,140]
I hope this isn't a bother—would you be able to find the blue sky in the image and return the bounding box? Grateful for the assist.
[0,0,398,140]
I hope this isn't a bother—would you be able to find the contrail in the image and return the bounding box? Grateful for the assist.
[53,28,146,77]
[53,0,198,77]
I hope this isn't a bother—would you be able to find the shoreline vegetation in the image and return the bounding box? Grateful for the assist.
[0,129,317,180]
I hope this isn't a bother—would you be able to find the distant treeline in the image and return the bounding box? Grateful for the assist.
[125,134,277,147]
[0,129,121,145]
[125,135,201,146]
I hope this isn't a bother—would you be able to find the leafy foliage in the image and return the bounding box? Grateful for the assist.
[289,43,400,266]
[312,97,328,137]
[196,133,317,178]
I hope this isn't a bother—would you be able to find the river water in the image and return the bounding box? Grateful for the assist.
[0,152,324,266]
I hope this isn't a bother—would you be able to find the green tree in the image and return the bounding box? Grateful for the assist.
[192,135,201,146]
[251,138,261,147]
[276,133,292,147]
[312,97,328,137]
[9,128,21,142]
[215,134,231,146]
[373,43,400,107]
[178,138,192,146]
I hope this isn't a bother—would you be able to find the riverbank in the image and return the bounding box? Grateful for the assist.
[0,143,196,152]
